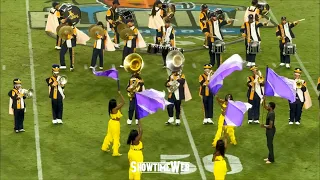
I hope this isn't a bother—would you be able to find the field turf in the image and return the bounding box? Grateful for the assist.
[0,0,319,180]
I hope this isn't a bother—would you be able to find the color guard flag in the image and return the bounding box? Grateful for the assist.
[135,89,172,119]
[224,100,252,126]
[208,54,243,95]
[93,68,118,80]
[264,67,296,103]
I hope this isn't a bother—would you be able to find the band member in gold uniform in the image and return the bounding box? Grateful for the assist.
[46,65,66,124]
[106,0,120,49]
[199,4,209,48]
[203,12,233,68]
[90,21,107,70]
[199,64,214,124]
[276,17,299,68]
[121,19,139,68]
[165,71,186,126]
[247,66,264,124]
[318,77,320,108]
[289,68,307,125]
[8,79,26,133]
[244,0,260,22]
[156,18,175,68]
[59,20,77,71]
[127,73,145,125]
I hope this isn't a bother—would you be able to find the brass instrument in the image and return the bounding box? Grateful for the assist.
[117,23,128,33]
[124,53,144,97]
[168,80,180,93]
[163,3,176,21]
[257,70,264,83]
[119,28,135,40]
[166,50,185,72]
[296,79,303,89]
[20,89,34,98]
[57,25,73,40]
[206,70,214,82]
[57,75,68,85]
[88,25,104,39]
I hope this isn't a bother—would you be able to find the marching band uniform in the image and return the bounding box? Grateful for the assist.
[276,17,298,68]
[199,4,209,48]
[148,0,164,30]
[121,19,139,67]
[318,77,320,107]
[156,19,175,68]
[106,0,120,49]
[8,79,26,133]
[60,23,76,71]
[90,22,107,69]
[46,65,65,124]
[244,0,261,22]
[165,72,186,126]
[247,66,264,124]
[289,68,307,125]
[203,12,231,68]
[240,14,266,67]
[51,2,63,49]
[199,64,214,124]
[126,73,145,125]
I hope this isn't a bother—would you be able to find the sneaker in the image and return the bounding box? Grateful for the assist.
[15,130,19,133]
[119,65,124,68]
[285,64,290,68]
[89,66,94,69]
[279,63,285,66]
[246,62,252,67]
[203,45,209,49]
[70,67,74,71]
[265,160,272,164]
[52,119,58,124]
[251,62,256,66]
[60,66,67,69]
[57,119,63,124]
[289,122,293,125]
[55,46,61,50]
[175,119,181,126]
[264,158,269,161]
[165,117,174,125]
[99,67,103,70]
[248,120,253,124]
[207,118,214,124]
[114,44,120,49]
[19,129,25,132]
[202,119,208,125]
[254,120,260,124]
[135,120,138,125]
[163,66,166,69]
[127,119,132,125]
[295,121,300,125]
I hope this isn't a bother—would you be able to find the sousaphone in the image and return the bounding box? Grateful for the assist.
[166,50,185,72]
[119,28,135,40]
[89,25,104,39]
[58,25,73,40]
[124,53,144,74]
[117,23,128,33]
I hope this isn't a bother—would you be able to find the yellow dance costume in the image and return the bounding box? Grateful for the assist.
[128,141,144,180]
[213,155,227,180]
[212,102,237,147]
[101,110,122,156]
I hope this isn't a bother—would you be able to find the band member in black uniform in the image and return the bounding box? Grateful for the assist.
[156,18,175,68]
[126,73,145,125]
[247,66,264,124]
[289,68,307,125]
[106,0,120,49]
[240,14,267,67]
[121,19,139,68]
[51,2,63,49]
[317,77,320,108]
[199,4,209,48]
[46,65,65,124]
[199,64,214,124]
[60,20,76,71]
[90,21,107,70]
[8,79,26,133]
[244,0,261,22]
[165,71,186,126]
[276,17,299,68]
[203,12,233,68]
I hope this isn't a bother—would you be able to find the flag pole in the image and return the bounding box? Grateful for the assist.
[261,65,268,124]
[117,80,120,91]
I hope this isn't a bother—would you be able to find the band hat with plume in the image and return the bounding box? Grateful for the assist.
[294,68,302,74]
[203,64,212,69]
[52,64,60,73]
[201,4,208,9]
[209,12,217,18]
[112,0,120,5]
[249,66,258,71]
[52,1,60,8]
[281,16,287,20]
[13,78,22,84]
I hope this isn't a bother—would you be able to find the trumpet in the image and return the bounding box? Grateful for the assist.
[206,70,214,82]
[296,79,303,89]
[57,75,68,85]
[257,70,264,84]
[20,89,34,98]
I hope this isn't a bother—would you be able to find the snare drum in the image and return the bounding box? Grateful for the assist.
[283,43,296,55]
[147,44,158,54]
[247,41,260,54]
[212,40,226,54]
[158,45,166,53]
[119,9,134,20]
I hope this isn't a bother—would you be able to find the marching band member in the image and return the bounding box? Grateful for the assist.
[318,77,320,108]
[46,65,65,124]
[50,2,63,49]
[148,0,164,31]
[212,94,237,147]
[165,71,186,126]
[240,14,267,67]
[90,22,107,70]
[106,0,121,49]
[121,19,140,68]
[156,18,175,68]
[60,20,76,71]
[199,4,209,48]
[212,137,227,180]
[276,17,299,68]
[8,79,26,133]
[244,0,261,22]
[127,119,143,180]
[101,91,125,156]
[199,64,214,124]
[203,12,233,68]
[247,66,264,124]
[289,68,307,125]
[127,73,145,125]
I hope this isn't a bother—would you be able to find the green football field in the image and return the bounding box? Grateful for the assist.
[0,0,319,180]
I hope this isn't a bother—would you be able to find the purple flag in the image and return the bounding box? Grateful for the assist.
[135,89,172,119]
[224,100,252,126]
[208,54,243,95]
[93,68,118,80]
[264,67,296,103]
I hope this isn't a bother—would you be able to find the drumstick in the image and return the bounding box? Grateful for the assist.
[296,18,305,22]
[229,18,238,21]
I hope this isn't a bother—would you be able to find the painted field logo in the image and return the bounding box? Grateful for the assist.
[131,161,190,174]
[29,1,276,35]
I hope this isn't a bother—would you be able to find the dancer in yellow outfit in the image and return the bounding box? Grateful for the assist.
[101,91,125,156]
[212,94,237,147]
[212,134,228,180]
[127,119,143,180]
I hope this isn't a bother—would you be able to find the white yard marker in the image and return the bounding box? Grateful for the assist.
[25,0,43,179]
[192,63,197,69]
[2,65,6,70]
[84,64,88,69]
[266,2,319,95]
[271,63,277,67]
[165,70,207,180]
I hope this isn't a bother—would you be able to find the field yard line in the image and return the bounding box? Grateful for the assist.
[266,2,319,96]
[25,0,43,179]
[166,70,207,180]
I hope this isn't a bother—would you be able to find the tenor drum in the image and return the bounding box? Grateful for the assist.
[212,41,225,54]
[247,41,260,54]
[283,43,296,55]
[119,9,134,20]
[60,5,81,25]
[147,44,158,54]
